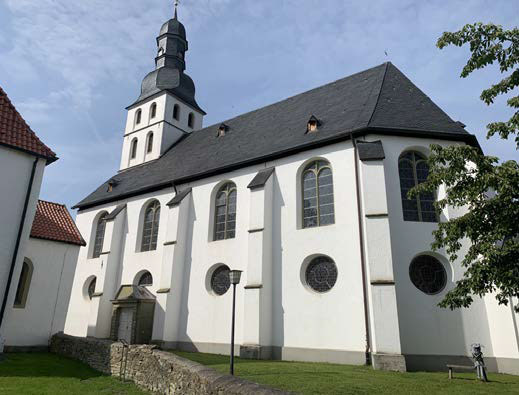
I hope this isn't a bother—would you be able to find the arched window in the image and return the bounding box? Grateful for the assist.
[146,133,154,154]
[93,212,108,258]
[130,138,138,160]
[188,112,195,128]
[87,277,96,300]
[173,104,180,120]
[398,151,437,222]
[14,259,33,308]
[214,183,237,241]
[150,103,157,120]
[135,109,142,126]
[302,160,335,228]
[138,271,153,287]
[141,201,161,251]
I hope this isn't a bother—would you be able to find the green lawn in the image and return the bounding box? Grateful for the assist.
[173,351,519,394]
[0,353,145,394]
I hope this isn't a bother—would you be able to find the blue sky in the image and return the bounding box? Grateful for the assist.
[0,0,517,212]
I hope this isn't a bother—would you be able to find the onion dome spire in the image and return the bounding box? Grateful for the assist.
[130,2,205,114]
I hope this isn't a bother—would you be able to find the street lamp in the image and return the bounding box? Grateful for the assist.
[229,269,242,375]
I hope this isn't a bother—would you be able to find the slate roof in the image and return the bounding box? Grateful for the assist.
[0,87,56,163]
[75,62,479,210]
[357,141,385,161]
[30,200,86,246]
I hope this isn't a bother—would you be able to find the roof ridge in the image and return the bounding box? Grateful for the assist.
[367,62,390,127]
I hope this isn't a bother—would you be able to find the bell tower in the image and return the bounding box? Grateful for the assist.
[120,2,205,171]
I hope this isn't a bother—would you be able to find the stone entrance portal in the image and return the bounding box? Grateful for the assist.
[110,285,156,344]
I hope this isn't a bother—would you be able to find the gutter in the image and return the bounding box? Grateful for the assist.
[0,157,38,335]
[352,136,372,365]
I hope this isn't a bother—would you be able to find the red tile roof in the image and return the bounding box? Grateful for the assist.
[0,87,57,163]
[30,200,86,246]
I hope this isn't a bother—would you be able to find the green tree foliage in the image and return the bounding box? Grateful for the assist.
[412,23,519,311]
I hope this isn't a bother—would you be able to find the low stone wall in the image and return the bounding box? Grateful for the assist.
[50,333,288,394]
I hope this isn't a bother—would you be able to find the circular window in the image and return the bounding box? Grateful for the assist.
[409,255,447,295]
[306,256,338,293]
[211,265,231,295]
[138,271,153,287]
[87,278,97,300]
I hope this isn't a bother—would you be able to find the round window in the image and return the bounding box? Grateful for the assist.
[211,265,231,295]
[87,278,97,300]
[306,256,338,293]
[409,255,447,295]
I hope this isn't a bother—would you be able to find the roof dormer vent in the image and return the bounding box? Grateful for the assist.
[306,115,321,133]
[107,178,119,193]
[217,123,229,137]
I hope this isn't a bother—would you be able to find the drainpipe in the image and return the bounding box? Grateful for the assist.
[0,157,39,339]
[352,137,372,365]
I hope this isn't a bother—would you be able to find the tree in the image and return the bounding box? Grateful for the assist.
[412,23,519,312]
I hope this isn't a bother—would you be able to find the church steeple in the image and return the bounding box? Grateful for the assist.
[129,4,204,114]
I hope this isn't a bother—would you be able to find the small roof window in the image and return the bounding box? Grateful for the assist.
[306,115,321,133]
[217,123,229,137]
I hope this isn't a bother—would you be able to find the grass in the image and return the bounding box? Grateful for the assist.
[173,350,519,394]
[0,353,145,394]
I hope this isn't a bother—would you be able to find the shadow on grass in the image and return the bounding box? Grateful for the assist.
[0,353,103,380]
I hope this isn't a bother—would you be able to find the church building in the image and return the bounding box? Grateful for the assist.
[64,10,519,374]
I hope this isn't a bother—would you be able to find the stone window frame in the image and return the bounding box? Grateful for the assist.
[146,132,154,154]
[301,159,335,229]
[173,104,180,121]
[134,109,142,127]
[87,277,97,300]
[149,102,157,120]
[398,151,437,223]
[188,112,195,128]
[13,258,34,308]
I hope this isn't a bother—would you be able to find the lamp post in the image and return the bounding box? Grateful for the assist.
[228,269,242,375]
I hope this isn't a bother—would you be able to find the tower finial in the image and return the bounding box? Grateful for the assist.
[174,0,179,20]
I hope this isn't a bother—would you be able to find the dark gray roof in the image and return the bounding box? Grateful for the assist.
[167,187,192,207]
[74,62,479,210]
[248,168,275,189]
[357,141,385,161]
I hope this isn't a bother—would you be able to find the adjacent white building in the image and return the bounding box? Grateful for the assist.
[0,87,84,352]
[65,12,519,374]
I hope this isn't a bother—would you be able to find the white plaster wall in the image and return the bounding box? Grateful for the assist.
[375,134,515,360]
[67,141,367,354]
[0,147,45,344]
[3,238,79,346]
[120,93,204,170]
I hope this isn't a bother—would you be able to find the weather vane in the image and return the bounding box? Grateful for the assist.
[174,0,180,18]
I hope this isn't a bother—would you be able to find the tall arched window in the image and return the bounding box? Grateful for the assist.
[130,138,138,160]
[398,151,437,222]
[150,103,157,120]
[135,109,142,126]
[214,183,237,241]
[173,104,180,120]
[188,112,195,128]
[93,212,108,258]
[141,201,161,251]
[14,258,33,308]
[302,160,335,228]
[146,133,154,154]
